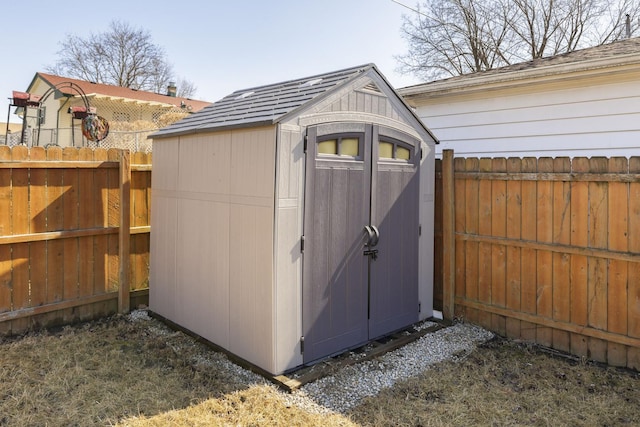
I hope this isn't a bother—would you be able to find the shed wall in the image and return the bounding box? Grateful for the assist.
[150,126,277,371]
[412,74,640,158]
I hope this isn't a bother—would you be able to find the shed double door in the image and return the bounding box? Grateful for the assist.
[302,122,420,364]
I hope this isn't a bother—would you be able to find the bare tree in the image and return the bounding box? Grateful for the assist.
[397,0,640,80]
[48,21,197,98]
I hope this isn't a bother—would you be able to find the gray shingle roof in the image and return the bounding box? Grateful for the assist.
[152,64,374,138]
[400,37,640,94]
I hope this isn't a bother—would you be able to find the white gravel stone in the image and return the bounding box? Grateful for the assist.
[283,322,494,414]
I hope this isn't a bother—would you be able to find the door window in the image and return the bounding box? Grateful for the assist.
[317,134,363,159]
[378,138,413,161]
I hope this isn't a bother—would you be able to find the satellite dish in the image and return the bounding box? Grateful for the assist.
[82,115,109,142]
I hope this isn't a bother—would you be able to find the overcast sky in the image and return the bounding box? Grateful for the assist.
[2,0,423,123]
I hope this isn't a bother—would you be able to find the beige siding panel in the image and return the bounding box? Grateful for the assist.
[274,126,305,372]
[152,139,180,191]
[231,127,276,198]
[149,195,178,320]
[177,133,231,195]
[175,198,230,348]
[419,142,436,320]
[229,204,274,370]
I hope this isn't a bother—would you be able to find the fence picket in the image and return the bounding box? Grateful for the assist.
[552,157,571,353]
[464,158,480,323]
[46,147,64,304]
[490,158,507,335]
[29,147,48,309]
[570,157,589,358]
[62,147,80,307]
[505,157,522,339]
[627,157,640,370]
[536,158,554,347]
[0,147,11,333]
[588,157,609,362]
[520,157,538,342]
[606,157,629,366]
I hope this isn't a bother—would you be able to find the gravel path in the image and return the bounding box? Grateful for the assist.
[283,322,494,414]
[128,310,493,416]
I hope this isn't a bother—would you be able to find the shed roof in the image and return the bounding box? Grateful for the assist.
[151,64,377,138]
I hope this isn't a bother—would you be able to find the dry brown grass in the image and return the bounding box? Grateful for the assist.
[0,313,638,427]
[349,337,640,426]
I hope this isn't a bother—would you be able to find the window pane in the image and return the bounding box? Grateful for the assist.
[379,141,394,159]
[318,139,337,155]
[341,138,359,156]
[397,146,410,160]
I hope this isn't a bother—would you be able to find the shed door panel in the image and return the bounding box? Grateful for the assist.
[302,124,371,363]
[303,123,419,364]
[369,127,420,338]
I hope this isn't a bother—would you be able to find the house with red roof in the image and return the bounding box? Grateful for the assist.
[14,72,211,149]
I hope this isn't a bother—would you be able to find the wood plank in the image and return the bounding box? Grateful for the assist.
[627,157,640,370]
[93,149,109,294]
[441,150,455,320]
[0,292,117,323]
[454,233,640,263]
[453,158,466,314]
[520,157,537,342]
[131,151,149,291]
[505,157,522,339]
[62,148,79,308]
[11,146,30,313]
[570,157,589,359]
[452,171,640,183]
[536,158,553,347]
[107,149,121,293]
[0,146,12,332]
[587,157,609,363]
[119,150,131,313]
[457,298,640,349]
[10,146,30,332]
[552,157,571,353]
[607,157,629,367]
[490,157,506,335]
[46,147,64,304]
[477,158,492,329]
[29,147,48,309]
[78,148,95,303]
[0,161,118,169]
[464,158,479,323]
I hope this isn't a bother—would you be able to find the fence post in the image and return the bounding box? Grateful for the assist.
[442,149,456,320]
[119,149,131,313]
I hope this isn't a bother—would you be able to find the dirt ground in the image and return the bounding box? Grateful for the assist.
[0,311,638,426]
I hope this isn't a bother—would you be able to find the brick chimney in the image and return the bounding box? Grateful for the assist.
[167,82,177,97]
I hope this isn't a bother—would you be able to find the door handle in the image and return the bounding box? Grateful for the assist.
[370,225,379,247]
[364,225,375,247]
[364,225,380,247]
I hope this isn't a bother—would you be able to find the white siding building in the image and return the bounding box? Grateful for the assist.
[399,37,640,158]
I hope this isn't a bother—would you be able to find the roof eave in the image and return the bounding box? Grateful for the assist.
[399,52,640,100]
[149,120,275,140]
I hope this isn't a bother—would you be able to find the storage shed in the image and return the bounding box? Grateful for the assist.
[149,64,438,375]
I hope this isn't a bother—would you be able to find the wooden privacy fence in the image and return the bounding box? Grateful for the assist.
[436,150,640,370]
[0,146,151,335]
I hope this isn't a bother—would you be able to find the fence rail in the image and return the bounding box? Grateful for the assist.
[437,150,640,370]
[0,146,150,334]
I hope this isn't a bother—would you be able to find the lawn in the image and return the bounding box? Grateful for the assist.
[0,311,637,426]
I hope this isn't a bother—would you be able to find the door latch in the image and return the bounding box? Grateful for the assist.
[363,249,378,260]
